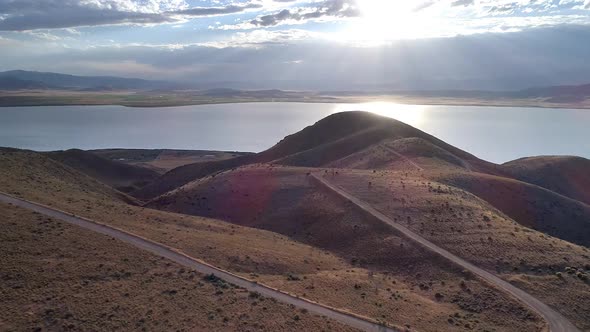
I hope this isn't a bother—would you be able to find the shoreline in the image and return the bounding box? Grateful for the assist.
[0,97,589,110]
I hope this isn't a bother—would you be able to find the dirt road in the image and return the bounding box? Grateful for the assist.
[311,174,579,332]
[0,192,395,332]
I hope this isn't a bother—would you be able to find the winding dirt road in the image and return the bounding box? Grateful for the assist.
[311,174,579,332]
[0,192,394,332]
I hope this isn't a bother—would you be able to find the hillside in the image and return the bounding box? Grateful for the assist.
[433,171,590,247]
[46,149,160,192]
[1,147,549,331]
[148,163,589,330]
[0,76,52,90]
[0,70,170,90]
[92,148,251,173]
[3,111,590,331]
[134,111,493,200]
[0,202,355,332]
[503,156,590,205]
[514,84,590,103]
[0,147,138,205]
[142,111,590,330]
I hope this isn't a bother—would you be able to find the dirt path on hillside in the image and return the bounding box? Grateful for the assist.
[311,174,579,332]
[0,192,395,332]
[379,145,424,171]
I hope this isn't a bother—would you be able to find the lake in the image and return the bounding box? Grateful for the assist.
[0,102,588,163]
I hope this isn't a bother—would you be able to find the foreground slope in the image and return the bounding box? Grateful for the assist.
[0,202,354,332]
[328,169,590,329]
[1,148,544,332]
[149,166,552,331]
[148,164,589,329]
[46,149,159,192]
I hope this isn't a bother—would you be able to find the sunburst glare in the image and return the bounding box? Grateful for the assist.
[334,102,427,126]
[338,0,435,43]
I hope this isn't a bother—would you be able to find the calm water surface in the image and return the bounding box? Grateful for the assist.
[0,102,588,163]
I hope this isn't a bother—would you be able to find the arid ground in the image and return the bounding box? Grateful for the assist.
[1,111,588,331]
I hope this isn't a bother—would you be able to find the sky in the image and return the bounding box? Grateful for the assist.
[1,0,590,90]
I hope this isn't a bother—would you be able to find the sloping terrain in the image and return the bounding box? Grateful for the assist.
[0,202,355,332]
[46,149,159,193]
[143,112,590,330]
[148,166,590,330]
[4,110,590,331]
[134,111,491,200]
[1,148,544,332]
[326,137,469,172]
[92,148,252,173]
[319,169,590,331]
[149,166,550,331]
[433,171,590,247]
[1,148,138,205]
[503,156,590,205]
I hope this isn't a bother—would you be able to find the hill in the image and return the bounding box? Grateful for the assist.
[0,70,171,90]
[46,149,160,192]
[0,76,52,90]
[503,156,590,205]
[147,163,589,330]
[4,111,590,330]
[0,147,138,205]
[432,171,590,247]
[134,111,496,199]
[143,111,590,330]
[91,148,251,173]
[0,202,355,332]
[0,147,549,331]
[513,84,590,103]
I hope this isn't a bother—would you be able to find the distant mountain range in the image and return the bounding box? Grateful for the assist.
[0,70,177,91]
[1,70,590,103]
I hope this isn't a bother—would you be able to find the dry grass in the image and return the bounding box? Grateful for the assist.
[0,202,357,332]
[503,156,590,205]
[150,165,546,332]
[327,138,468,172]
[0,150,545,331]
[137,150,246,172]
[328,168,590,330]
[432,171,590,247]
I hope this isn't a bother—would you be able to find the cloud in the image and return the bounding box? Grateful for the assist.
[248,0,360,27]
[0,0,264,31]
[3,24,590,91]
[172,3,262,17]
[451,0,474,7]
